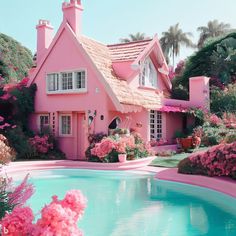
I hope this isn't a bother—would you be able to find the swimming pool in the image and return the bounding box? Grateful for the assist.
[20,169,236,236]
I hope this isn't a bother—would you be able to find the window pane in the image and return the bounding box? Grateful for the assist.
[61,116,71,135]
[139,58,157,88]
[76,71,86,89]
[40,115,50,133]
[149,111,162,140]
[47,74,58,91]
[62,73,73,90]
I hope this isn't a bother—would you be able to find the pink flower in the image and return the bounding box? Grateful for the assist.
[8,174,35,206]
[207,114,222,126]
[29,135,53,154]
[0,206,34,235]
[0,115,4,122]
[189,141,236,177]
[32,190,86,236]
[91,137,117,158]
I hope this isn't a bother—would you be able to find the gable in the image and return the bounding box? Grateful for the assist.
[30,22,169,111]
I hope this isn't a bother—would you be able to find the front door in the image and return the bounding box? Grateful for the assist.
[77,113,87,160]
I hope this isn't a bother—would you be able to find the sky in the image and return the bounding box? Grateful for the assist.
[1,0,236,63]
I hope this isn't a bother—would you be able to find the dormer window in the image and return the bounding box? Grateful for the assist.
[139,57,158,88]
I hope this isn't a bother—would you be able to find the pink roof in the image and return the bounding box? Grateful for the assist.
[80,36,163,109]
[108,39,152,61]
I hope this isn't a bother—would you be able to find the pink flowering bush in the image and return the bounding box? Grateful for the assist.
[223,112,236,129]
[150,138,167,147]
[89,131,152,162]
[0,174,34,220]
[206,114,222,127]
[32,190,86,236]
[178,141,236,179]
[91,137,117,159]
[0,189,87,235]
[29,135,53,154]
[0,206,34,235]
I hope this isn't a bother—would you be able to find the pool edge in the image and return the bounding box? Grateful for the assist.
[156,168,236,199]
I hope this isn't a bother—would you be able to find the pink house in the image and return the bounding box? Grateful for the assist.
[29,0,209,160]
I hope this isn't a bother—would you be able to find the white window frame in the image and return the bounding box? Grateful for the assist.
[38,114,50,133]
[47,73,59,92]
[59,114,72,136]
[46,69,87,94]
[139,57,158,88]
[150,110,162,140]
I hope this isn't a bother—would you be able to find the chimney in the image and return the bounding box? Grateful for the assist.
[189,76,210,110]
[36,20,54,64]
[62,0,83,37]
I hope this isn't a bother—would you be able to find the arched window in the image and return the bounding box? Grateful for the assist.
[139,57,158,88]
[108,117,121,129]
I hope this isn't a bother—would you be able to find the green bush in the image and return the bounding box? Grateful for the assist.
[5,127,35,159]
[201,122,228,146]
[210,84,236,115]
[231,171,236,180]
[178,157,208,175]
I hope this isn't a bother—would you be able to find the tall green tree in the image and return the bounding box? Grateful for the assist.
[0,33,33,83]
[120,32,148,43]
[197,20,231,48]
[160,23,195,66]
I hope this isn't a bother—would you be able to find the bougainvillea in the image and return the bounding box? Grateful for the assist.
[0,189,87,235]
[0,206,34,235]
[29,135,53,154]
[178,141,236,179]
[89,132,152,163]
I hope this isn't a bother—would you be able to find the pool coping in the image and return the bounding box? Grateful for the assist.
[1,156,160,174]
[156,168,236,199]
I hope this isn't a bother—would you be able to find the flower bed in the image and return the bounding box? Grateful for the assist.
[178,141,236,180]
[86,131,152,163]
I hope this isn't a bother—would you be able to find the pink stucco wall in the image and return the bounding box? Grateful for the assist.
[165,112,183,144]
[31,28,115,159]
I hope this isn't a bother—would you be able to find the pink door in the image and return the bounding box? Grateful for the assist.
[77,113,87,160]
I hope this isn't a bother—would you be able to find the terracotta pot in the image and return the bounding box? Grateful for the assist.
[118,154,127,162]
[180,137,193,150]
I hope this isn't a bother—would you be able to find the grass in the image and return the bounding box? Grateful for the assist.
[150,147,209,168]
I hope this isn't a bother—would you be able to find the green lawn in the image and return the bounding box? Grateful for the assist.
[150,147,209,168]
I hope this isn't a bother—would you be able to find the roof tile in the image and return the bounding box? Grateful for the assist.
[80,36,162,110]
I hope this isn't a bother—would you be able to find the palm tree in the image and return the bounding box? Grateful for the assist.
[120,32,148,43]
[160,23,195,66]
[197,20,231,48]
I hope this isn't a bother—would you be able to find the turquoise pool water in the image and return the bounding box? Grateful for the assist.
[25,169,236,236]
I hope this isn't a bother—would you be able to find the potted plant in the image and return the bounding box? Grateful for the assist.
[174,130,192,151]
[118,153,127,162]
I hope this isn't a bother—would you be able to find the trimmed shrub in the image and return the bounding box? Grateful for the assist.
[178,142,236,179]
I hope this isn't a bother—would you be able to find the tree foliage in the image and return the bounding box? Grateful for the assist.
[160,23,195,66]
[197,20,231,48]
[211,84,236,115]
[174,32,236,96]
[120,32,148,43]
[0,33,33,83]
